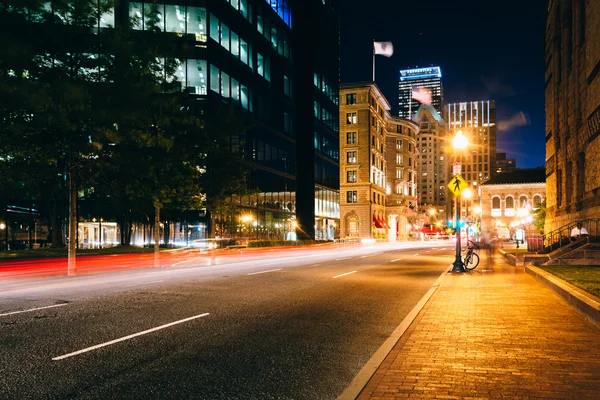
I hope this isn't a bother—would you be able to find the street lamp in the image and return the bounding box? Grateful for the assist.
[452,130,468,273]
[241,215,253,238]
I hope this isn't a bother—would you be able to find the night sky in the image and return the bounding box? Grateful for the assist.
[340,0,547,169]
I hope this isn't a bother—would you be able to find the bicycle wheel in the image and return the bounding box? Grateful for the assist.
[464,252,480,270]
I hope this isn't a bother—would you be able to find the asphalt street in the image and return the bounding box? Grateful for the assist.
[0,242,455,399]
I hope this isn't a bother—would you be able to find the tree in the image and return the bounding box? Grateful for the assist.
[0,0,111,255]
[533,200,546,234]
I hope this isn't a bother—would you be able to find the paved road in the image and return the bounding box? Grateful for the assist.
[0,242,454,399]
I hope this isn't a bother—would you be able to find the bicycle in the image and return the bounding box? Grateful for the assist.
[463,240,480,270]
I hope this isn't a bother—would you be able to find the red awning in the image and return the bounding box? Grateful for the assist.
[373,217,383,229]
[381,218,390,229]
[374,217,389,229]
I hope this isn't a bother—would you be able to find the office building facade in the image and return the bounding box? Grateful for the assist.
[340,83,418,240]
[398,66,443,119]
[495,152,517,174]
[17,0,340,242]
[544,0,600,232]
[413,104,449,213]
[444,101,497,186]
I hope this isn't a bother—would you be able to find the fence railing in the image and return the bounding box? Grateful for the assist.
[528,218,600,253]
[334,238,363,247]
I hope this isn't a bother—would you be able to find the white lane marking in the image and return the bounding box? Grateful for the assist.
[414,253,420,256]
[247,268,282,276]
[0,303,68,317]
[390,258,402,262]
[335,257,353,261]
[52,313,210,361]
[312,264,321,267]
[333,271,357,279]
[360,255,369,259]
[126,280,164,287]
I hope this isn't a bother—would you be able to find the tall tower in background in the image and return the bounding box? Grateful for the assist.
[444,101,497,185]
[413,104,448,211]
[398,66,443,119]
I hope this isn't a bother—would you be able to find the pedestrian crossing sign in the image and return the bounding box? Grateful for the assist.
[447,174,468,197]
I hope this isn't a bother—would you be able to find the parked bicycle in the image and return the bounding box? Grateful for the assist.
[463,240,480,270]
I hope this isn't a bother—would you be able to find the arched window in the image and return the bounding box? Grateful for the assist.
[492,196,501,209]
[533,195,542,209]
[505,196,514,209]
[519,195,528,208]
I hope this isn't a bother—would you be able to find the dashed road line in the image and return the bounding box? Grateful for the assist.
[52,313,210,361]
[333,271,357,279]
[247,268,282,276]
[390,258,402,262]
[0,303,68,317]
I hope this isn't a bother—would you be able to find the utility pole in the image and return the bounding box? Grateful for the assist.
[67,162,77,276]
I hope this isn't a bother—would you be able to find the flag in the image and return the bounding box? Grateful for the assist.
[374,41,393,57]
[411,86,432,105]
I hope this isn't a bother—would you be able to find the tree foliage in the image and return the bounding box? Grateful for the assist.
[0,0,249,247]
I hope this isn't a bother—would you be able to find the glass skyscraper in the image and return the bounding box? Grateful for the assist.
[15,0,340,242]
[398,66,443,120]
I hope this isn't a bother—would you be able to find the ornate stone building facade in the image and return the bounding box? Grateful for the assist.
[545,0,600,232]
[339,83,418,240]
[479,169,546,239]
[385,117,419,240]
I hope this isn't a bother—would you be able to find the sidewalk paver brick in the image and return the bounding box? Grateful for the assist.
[357,261,600,399]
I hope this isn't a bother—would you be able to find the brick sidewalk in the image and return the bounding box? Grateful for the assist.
[357,261,600,399]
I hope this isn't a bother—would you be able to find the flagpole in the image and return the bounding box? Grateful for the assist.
[372,40,375,81]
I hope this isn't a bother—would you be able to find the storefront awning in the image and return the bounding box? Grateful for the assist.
[373,217,383,229]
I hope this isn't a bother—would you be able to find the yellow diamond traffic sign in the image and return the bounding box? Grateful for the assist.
[447,174,468,197]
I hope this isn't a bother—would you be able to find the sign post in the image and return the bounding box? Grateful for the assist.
[447,172,468,273]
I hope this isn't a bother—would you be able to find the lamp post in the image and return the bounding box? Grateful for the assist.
[241,215,253,240]
[452,130,468,273]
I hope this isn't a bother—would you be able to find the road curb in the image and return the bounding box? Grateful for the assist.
[336,264,451,400]
[524,265,600,329]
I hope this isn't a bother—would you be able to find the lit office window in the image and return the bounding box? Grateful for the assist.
[209,13,219,42]
[257,53,264,77]
[210,64,219,93]
[99,2,114,28]
[187,7,207,40]
[221,71,230,98]
[185,60,207,95]
[283,75,292,97]
[220,23,230,51]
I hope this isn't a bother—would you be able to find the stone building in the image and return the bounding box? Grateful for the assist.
[385,117,419,240]
[339,83,418,240]
[479,168,546,239]
[544,0,600,232]
[414,104,449,215]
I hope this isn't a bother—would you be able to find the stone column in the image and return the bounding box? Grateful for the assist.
[387,214,397,242]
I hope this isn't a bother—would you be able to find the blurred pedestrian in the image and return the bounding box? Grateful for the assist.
[570,224,581,241]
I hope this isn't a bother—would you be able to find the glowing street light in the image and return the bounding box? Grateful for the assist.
[452,130,468,149]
